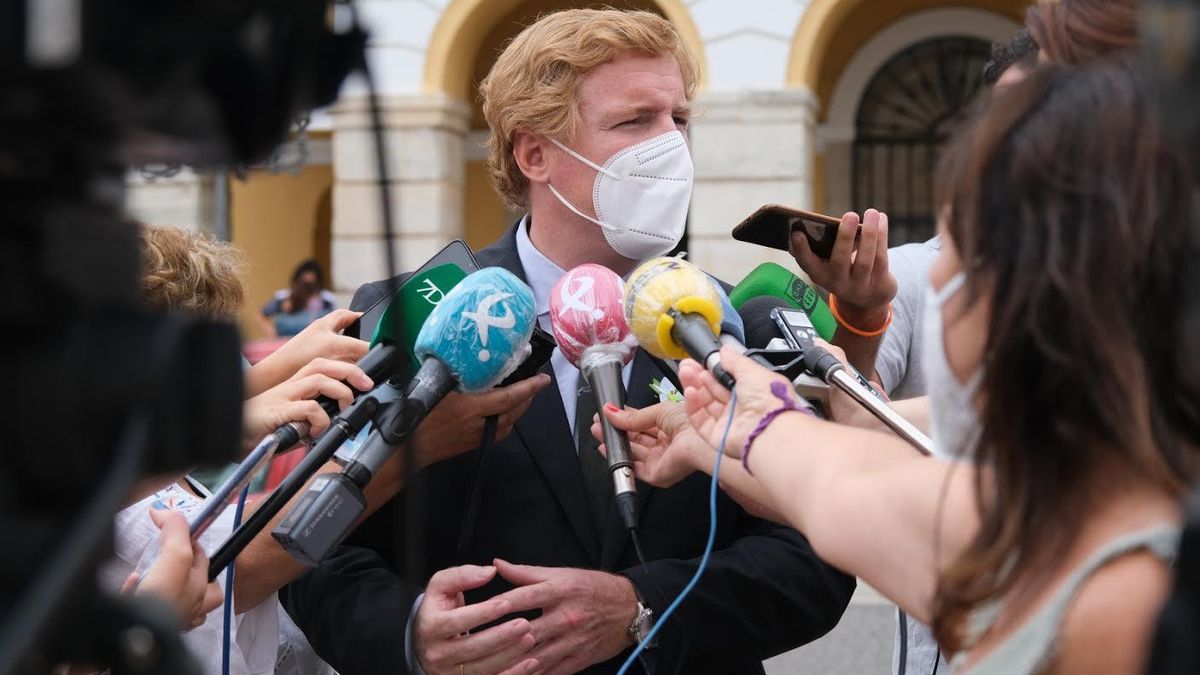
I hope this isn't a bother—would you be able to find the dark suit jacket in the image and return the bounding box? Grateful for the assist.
[281,223,855,674]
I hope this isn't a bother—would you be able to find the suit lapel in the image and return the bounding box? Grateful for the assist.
[599,349,663,569]
[487,219,602,564]
[513,359,602,565]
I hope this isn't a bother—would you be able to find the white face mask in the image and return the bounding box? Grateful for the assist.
[548,130,693,261]
[921,271,984,460]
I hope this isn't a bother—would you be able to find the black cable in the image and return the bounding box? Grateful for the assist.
[0,410,150,673]
[629,528,649,568]
[457,415,498,554]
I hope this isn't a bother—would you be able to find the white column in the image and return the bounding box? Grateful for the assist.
[329,93,469,299]
[688,88,818,283]
[124,169,214,233]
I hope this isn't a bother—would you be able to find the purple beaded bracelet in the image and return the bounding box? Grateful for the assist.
[742,381,814,474]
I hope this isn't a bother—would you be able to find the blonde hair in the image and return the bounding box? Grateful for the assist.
[139,224,247,320]
[479,9,699,210]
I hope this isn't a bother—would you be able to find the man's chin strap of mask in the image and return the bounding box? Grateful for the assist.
[546,138,621,232]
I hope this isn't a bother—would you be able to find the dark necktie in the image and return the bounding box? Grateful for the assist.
[575,381,612,538]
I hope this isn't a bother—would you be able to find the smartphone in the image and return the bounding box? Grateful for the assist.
[731,204,859,259]
[498,324,556,387]
[345,239,480,340]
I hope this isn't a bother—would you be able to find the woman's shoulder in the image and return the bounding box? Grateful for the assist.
[1055,548,1172,673]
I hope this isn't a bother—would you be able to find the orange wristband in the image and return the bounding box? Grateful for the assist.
[829,294,892,337]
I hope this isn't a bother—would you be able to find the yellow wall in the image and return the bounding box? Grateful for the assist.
[464,160,515,250]
[230,164,333,339]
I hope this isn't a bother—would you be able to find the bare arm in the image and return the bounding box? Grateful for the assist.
[679,351,980,622]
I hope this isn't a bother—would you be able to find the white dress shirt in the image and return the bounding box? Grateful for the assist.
[514,216,635,441]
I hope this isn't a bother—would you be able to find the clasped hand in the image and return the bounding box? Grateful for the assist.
[414,560,636,675]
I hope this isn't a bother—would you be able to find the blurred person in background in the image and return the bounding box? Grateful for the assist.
[605,59,1199,674]
[257,259,337,339]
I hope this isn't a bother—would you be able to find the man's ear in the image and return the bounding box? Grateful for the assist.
[513,130,551,185]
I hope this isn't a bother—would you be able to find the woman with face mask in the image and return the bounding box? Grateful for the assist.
[596,61,1200,673]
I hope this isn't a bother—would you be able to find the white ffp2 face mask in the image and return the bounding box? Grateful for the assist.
[548,130,693,261]
[921,271,984,460]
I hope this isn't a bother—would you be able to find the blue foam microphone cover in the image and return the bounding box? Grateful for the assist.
[414,267,536,392]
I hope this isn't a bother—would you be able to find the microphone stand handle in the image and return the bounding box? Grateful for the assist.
[826,369,933,456]
[582,358,639,532]
[207,395,382,580]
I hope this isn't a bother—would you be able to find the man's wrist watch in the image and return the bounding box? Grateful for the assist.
[628,598,658,648]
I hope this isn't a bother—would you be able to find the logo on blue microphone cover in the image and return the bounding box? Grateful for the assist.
[414,267,535,392]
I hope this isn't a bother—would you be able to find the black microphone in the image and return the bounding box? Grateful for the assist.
[738,296,933,456]
[269,267,539,566]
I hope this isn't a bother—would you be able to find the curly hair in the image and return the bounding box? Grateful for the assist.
[139,224,247,320]
[479,8,699,211]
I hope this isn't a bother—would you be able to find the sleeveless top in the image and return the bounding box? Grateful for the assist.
[950,524,1180,674]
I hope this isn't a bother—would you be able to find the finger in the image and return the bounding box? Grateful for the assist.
[333,334,370,363]
[493,558,554,586]
[498,395,537,437]
[274,400,331,437]
[829,212,861,278]
[200,581,223,615]
[518,626,577,675]
[440,618,532,665]
[788,227,823,277]
[317,308,363,333]
[426,565,498,606]
[463,632,538,675]
[121,573,140,594]
[601,403,662,434]
[431,596,516,638]
[477,374,552,416]
[293,358,373,393]
[852,209,880,280]
[291,373,357,410]
[813,338,848,364]
[874,210,890,268]
[148,508,193,573]
[487,580,559,615]
[494,657,540,675]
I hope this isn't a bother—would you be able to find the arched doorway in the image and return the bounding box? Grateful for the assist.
[852,36,991,244]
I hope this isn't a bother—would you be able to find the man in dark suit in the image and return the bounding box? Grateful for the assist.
[281,9,854,674]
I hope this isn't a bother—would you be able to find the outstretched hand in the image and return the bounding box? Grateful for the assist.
[679,349,796,460]
[593,402,712,488]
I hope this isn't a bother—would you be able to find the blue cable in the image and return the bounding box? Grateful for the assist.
[617,388,738,675]
[222,485,251,675]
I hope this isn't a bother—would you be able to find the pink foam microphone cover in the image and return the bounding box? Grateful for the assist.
[548,263,636,368]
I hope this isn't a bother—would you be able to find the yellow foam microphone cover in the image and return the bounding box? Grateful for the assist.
[624,257,722,360]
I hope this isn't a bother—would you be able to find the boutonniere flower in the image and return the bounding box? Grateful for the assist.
[650,377,684,404]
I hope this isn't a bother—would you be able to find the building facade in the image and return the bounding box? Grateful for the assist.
[127,0,1022,339]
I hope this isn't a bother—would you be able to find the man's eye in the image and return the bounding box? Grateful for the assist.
[674,117,689,127]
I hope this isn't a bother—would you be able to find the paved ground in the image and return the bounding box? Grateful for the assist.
[763,582,895,674]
